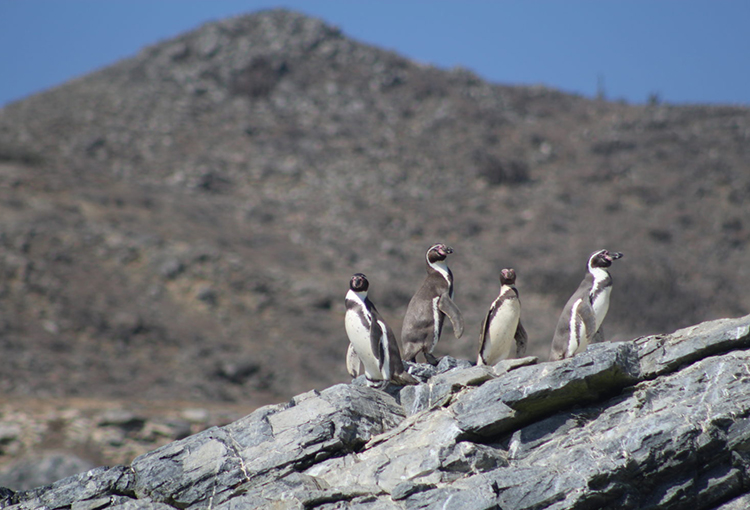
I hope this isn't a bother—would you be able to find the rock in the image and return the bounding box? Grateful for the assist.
[636,314,750,378]
[131,384,404,508]
[450,341,641,438]
[4,465,134,510]
[399,365,494,416]
[7,314,750,509]
[0,452,97,491]
[436,355,473,374]
[494,349,750,509]
[716,492,750,510]
[403,361,439,382]
[490,355,539,376]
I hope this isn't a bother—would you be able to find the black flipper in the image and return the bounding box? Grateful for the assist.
[515,321,528,357]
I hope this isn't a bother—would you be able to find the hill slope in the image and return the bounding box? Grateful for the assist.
[0,9,749,404]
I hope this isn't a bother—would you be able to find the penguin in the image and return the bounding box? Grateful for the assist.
[549,249,624,361]
[401,243,464,365]
[477,268,528,366]
[344,273,418,388]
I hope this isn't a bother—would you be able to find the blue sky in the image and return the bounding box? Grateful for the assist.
[1,1,749,108]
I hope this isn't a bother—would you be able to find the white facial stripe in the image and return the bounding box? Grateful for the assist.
[428,258,451,284]
[589,266,609,284]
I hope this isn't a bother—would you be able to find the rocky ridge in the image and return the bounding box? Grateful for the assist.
[0,9,749,405]
[3,314,750,510]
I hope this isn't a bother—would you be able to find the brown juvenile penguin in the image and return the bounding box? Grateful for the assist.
[401,243,464,365]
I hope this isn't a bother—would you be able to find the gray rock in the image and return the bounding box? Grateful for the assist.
[8,315,750,510]
[435,355,473,374]
[715,492,750,510]
[390,482,436,501]
[106,500,175,510]
[131,384,404,508]
[5,465,134,510]
[403,361,439,382]
[636,314,750,378]
[500,349,750,509]
[399,365,494,416]
[450,340,640,438]
[489,355,539,376]
[0,452,97,491]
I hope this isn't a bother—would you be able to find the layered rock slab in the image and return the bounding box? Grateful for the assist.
[3,314,750,509]
[131,384,404,508]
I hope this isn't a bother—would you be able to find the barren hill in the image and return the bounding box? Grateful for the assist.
[0,9,749,406]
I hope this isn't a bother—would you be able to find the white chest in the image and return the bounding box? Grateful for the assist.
[345,307,370,351]
[484,295,521,362]
[590,273,612,331]
[568,298,589,357]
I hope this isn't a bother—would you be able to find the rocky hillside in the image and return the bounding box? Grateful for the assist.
[3,314,750,509]
[0,9,749,407]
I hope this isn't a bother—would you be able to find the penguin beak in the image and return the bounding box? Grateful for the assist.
[610,252,624,260]
[441,245,454,255]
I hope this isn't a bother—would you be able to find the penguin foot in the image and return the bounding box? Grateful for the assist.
[392,371,419,386]
[424,352,439,366]
[365,379,389,390]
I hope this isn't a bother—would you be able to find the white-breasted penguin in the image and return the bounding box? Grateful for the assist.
[401,243,464,365]
[477,268,528,366]
[549,249,624,361]
[344,273,417,388]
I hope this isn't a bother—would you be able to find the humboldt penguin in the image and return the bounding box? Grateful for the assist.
[477,268,528,366]
[344,273,417,387]
[401,243,464,365]
[549,249,624,361]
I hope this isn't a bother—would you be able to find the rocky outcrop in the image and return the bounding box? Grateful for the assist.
[3,314,750,509]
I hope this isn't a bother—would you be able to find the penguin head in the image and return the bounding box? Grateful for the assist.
[499,268,517,285]
[349,273,369,293]
[588,250,624,269]
[426,243,453,264]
